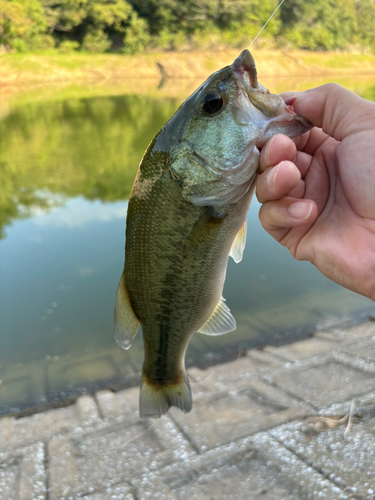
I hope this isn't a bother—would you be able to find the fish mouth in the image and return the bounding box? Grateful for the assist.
[231,49,313,134]
[231,49,259,89]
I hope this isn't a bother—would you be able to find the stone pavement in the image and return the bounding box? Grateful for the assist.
[1,321,375,500]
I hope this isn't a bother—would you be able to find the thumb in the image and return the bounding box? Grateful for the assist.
[281,84,375,142]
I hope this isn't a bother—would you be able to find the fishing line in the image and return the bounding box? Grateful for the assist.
[248,0,286,48]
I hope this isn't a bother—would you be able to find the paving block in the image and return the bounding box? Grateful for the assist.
[185,367,215,405]
[251,433,352,500]
[172,457,303,500]
[264,336,345,362]
[161,433,351,500]
[186,351,284,406]
[342,322,375,339]
[170,379,305,452]
[132,474,175,500]
[266,355,375,408]
[3,406,78,450]
[48,435,80,500]
[186,355,276,398]
[336,338,375,370]
[0,442,46,500]
[313,330,351,342]
[271,405,375,499]
[19,442,46,500]
[81,482,134,500]
[317,391,375,417]
[75,395,101,424]
[161,435,256,486]
[145,415,196,459]
[71,422,171,492]
[110,387,140,421]
[246,348,285,368]
[0,417,14,449]
[0,456,18,500]
[96,390,123,420]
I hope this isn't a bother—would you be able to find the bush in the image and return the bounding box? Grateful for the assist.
[81,27,111,53]
[123,14,150,54]
[58,40,80,53]
[0,0,49,52]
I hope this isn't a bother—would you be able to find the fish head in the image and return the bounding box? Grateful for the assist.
[230,49,312,142]
[156,49,312,206]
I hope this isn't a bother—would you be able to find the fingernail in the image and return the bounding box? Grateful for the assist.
[285,97,297,106]
[263,135,275,165]
[288,201,313,220]
[265,164,279,188]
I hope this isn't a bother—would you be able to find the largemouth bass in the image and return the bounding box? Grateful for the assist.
[115,50,311,418]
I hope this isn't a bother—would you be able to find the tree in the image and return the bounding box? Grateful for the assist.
[280,0,357,50]
[42,0,133,51]
[355,0,375,49]
[0,0,52,51]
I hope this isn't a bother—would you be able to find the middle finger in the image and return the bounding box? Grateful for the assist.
[256,160,301,203]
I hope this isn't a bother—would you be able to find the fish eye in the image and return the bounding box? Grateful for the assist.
[202,93,224,114]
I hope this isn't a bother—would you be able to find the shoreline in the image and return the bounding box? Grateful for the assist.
[1,50,375,87]
[2,310,374,420]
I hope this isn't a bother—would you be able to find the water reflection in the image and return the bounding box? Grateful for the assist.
[0,79,374,415]
[0,94,179,238]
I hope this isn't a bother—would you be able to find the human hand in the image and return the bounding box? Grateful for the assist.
[256,84,375,300]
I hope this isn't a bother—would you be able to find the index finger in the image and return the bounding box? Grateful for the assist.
[259,134,297,172]
[282,84,375,141]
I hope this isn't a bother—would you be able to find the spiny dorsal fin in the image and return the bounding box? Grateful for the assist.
[230,221,247,263]
[198,297,236,336]
[114,274,140,349]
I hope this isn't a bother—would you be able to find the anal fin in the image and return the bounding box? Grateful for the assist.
[230,221,247,263]
[114,273,140,349]
[198,297,236,336]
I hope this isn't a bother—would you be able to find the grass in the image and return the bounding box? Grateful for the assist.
[0,49,374,110]
[1,49,375,87]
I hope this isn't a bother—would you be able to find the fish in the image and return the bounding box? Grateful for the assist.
[114,49,312,418]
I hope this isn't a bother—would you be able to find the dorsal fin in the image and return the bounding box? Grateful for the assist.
[230,221,247,263]
[114,274,140,349]
[198,297,236,336]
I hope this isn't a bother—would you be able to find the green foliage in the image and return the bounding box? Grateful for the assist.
[0,0,374,53]
[0,0,53,51]
[122,13,150,54]
[58,39,80,52]
[355,0,375,49]
[280,0,358,50]
[42,0,133,51]
[82,26,111,52]
[42,0,133,31]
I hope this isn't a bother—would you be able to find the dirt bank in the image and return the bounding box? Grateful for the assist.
[1,50,375,86]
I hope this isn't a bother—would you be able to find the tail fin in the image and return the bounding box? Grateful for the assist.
[139,371,192,418]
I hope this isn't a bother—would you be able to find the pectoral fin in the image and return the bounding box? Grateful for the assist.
[114,274,140,349]
[198,297,236,336]
[230,221,247,263]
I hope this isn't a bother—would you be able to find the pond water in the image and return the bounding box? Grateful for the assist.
[0,76,374,415]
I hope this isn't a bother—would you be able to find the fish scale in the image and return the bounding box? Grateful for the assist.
[126,153,247,381]
[115,49,312,417]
